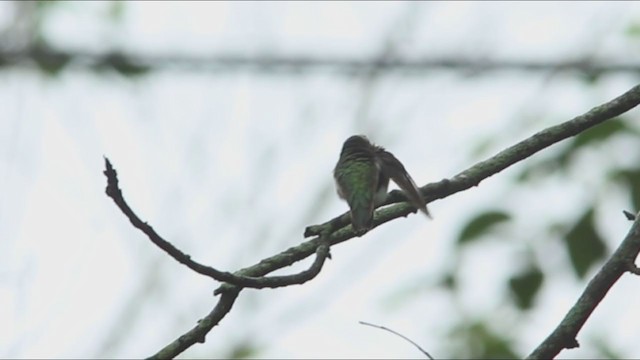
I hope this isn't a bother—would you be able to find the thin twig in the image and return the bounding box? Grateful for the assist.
[359,321,434,359]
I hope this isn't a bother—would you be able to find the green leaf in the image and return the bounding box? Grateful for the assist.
[611,168,640,210]
[570,118,632,149]
[31,45,70,76]
[508,266,544,310]
[626,22,640,38]
[518,118,632,183]
[592,336,625,359]
[564,208,607,278]
[440,271,457,290]
[226,341,260,359]
[36,0,62,10]
[449,321,519,359]
[108,1,126,21]
[457,211,511,245]
[100,52,150,77]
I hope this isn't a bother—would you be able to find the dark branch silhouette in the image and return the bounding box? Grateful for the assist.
[527,212,640,359]
[103,83,640,358]
[149,289,241,360]
[103,157,331,291]
[5,45,640,76]
[305,84,640,238]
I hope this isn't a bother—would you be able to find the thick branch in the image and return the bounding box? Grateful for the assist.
[220,84,640,295]
[133,241,334,359]
[147,289,240,360]
[104,161,333,359]
[305,84,640,237]
[527,212,640,359]
[104,83,640,358]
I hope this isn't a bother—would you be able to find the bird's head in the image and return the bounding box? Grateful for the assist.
[340,135,373,155]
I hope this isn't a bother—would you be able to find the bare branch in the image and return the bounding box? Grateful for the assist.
[527,214,640,359]
[212,241,331,295]
[147,289,240,360]
[4,45,640,76]
[359,321,434,359]
[104,83,640,358]
[104,159,333,359]
[306,84,640,238]
[103,157,331,291]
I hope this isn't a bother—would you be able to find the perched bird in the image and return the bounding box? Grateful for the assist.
[333,135,431,235]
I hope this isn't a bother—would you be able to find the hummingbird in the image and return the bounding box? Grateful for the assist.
[333,135,431,235]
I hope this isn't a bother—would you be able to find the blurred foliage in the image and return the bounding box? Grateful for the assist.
[3,1,640,358]
[448,90,637,356]
[592,335,625,359]
[97,52,151,77]
[439,270,457,291]
[626,21,640,38]
[571,117,636,149]
[448,321,519,359]
[612,168,640,211]
[2,1,146,78]
[107,1,125,22]
[35,0,62,10]
[457,211,511,245]
[517,117,634,182]
[563,208,608,279]
[448,87,640,358]
[508,264,544,310]
[224,341,261,359]
[30,44,70,76]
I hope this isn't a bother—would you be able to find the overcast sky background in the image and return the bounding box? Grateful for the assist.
[2,1,640,358]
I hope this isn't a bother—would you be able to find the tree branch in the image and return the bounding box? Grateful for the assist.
[216,84,640,294]
[103,157,331,291]
[527,211,640,359]
[104,159,334,359]
[305,83,640,237]
[148,289,240,360]
[104,83,640,358]
[217,83,640,294]
[5,45,640,76]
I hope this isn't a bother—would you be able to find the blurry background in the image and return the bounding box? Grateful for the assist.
[2,1,640,358]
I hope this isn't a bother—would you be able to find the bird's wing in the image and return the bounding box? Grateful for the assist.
[376,149,431,218]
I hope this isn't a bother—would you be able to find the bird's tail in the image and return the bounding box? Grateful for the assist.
[349,200,374,235]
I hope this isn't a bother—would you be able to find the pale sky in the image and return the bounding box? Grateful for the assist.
[2,2,640,358]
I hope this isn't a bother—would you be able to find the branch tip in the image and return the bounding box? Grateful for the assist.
[106,83,640,359]
[626,261,640,275]
[623,210,636,221]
